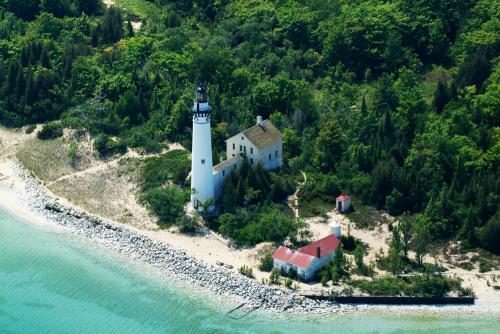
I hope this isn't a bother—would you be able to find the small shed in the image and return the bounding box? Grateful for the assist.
[336,194,351,213]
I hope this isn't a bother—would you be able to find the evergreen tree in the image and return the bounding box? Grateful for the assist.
[4,62,19,96]
[126,20,134,38]
[331,246,346,283]
[354,244,364,271]
[389,226,403,274]
[102,7,123,44]
[24,67,36,105]
[39,46,50,68]
[222,177,237,213]
[414,216,430,266]
[14,66,25,99]
[360,95,368,116]
[432,80,449,113]
[399,213,413,258]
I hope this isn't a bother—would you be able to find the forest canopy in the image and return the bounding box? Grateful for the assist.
[0,0,498,252]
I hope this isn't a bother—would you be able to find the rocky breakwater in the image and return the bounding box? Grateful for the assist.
[12,162,342,314]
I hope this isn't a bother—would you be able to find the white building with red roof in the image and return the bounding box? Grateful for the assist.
[336,194,352,213]
[272,234,341,282]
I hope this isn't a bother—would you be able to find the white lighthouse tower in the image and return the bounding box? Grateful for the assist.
[190,86,215,211]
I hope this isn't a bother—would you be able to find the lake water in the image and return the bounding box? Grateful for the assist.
[0,206,499,334]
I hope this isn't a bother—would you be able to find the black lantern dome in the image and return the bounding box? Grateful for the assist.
[192,86,211,114]
[195,86,208,103]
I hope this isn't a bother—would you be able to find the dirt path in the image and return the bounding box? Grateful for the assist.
[287,171,306,218]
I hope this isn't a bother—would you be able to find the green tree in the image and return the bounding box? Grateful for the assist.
[479,209,500,254]
[432,81,449,113]
[312,120,344,172]
[354,244,365,271]
[331,246,346,283]
[389,226,403,274]
[102,6,123,44]
[414,216,431,266]
[399,213,414,258]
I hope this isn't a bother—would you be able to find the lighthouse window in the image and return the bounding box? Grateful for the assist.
[239,145,242,152]
[250,158,254,165]
[232,143,235,150]
[222,170,225,176]
[275,150,278,157]
[241,136,244,140]
[201,159,205,164]
[250,147,253,154]
[269,154,271,161]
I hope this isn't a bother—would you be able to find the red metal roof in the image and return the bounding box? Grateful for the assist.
[298,234,341,258]
[336,194,351,202]
[272,234,341,269]
[272,246,316,269]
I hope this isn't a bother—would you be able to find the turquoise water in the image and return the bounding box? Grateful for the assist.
[1,207,499,334]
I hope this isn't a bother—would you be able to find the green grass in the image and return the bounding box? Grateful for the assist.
[16,138,93,182]
[114,0,159,18]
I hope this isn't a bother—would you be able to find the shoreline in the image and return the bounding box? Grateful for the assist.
[1,160,499,316]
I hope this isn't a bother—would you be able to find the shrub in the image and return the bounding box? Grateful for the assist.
[139,185,189,227]
[177,216,197,234]
[479,211,500,255]
[284,278,293,288]
[25,124,36,134]
[217,204,303,246]
[238,265,255,278]
[351,275,465,297]
[269,269,281,285]
[258,253,274,272]
[140,150,190,190]
[37,123,63,140]
[93,134,127,157]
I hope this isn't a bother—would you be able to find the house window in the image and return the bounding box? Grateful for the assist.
[232,154,235,157]
[250,147,253,154]
[275,150,278,157]
[241,136,244,140]
[240,145,242,152]
[250,158,254,165]
[201,159,205,164]
[269,154,271,161]
[233,165,237,170]
[232,143,235,150]
[244,146,247,153]
[222,170,225,176]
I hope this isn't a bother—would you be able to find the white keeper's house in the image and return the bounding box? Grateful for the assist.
[190,86,283,209]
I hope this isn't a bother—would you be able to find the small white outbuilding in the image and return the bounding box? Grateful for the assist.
[336,194,351,213]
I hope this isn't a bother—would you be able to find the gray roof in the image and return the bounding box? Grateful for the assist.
[241,120,282,149]
[213,156,240,173]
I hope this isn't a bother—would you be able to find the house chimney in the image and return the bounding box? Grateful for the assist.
[257,115,263,125]
[316,246,321,258]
